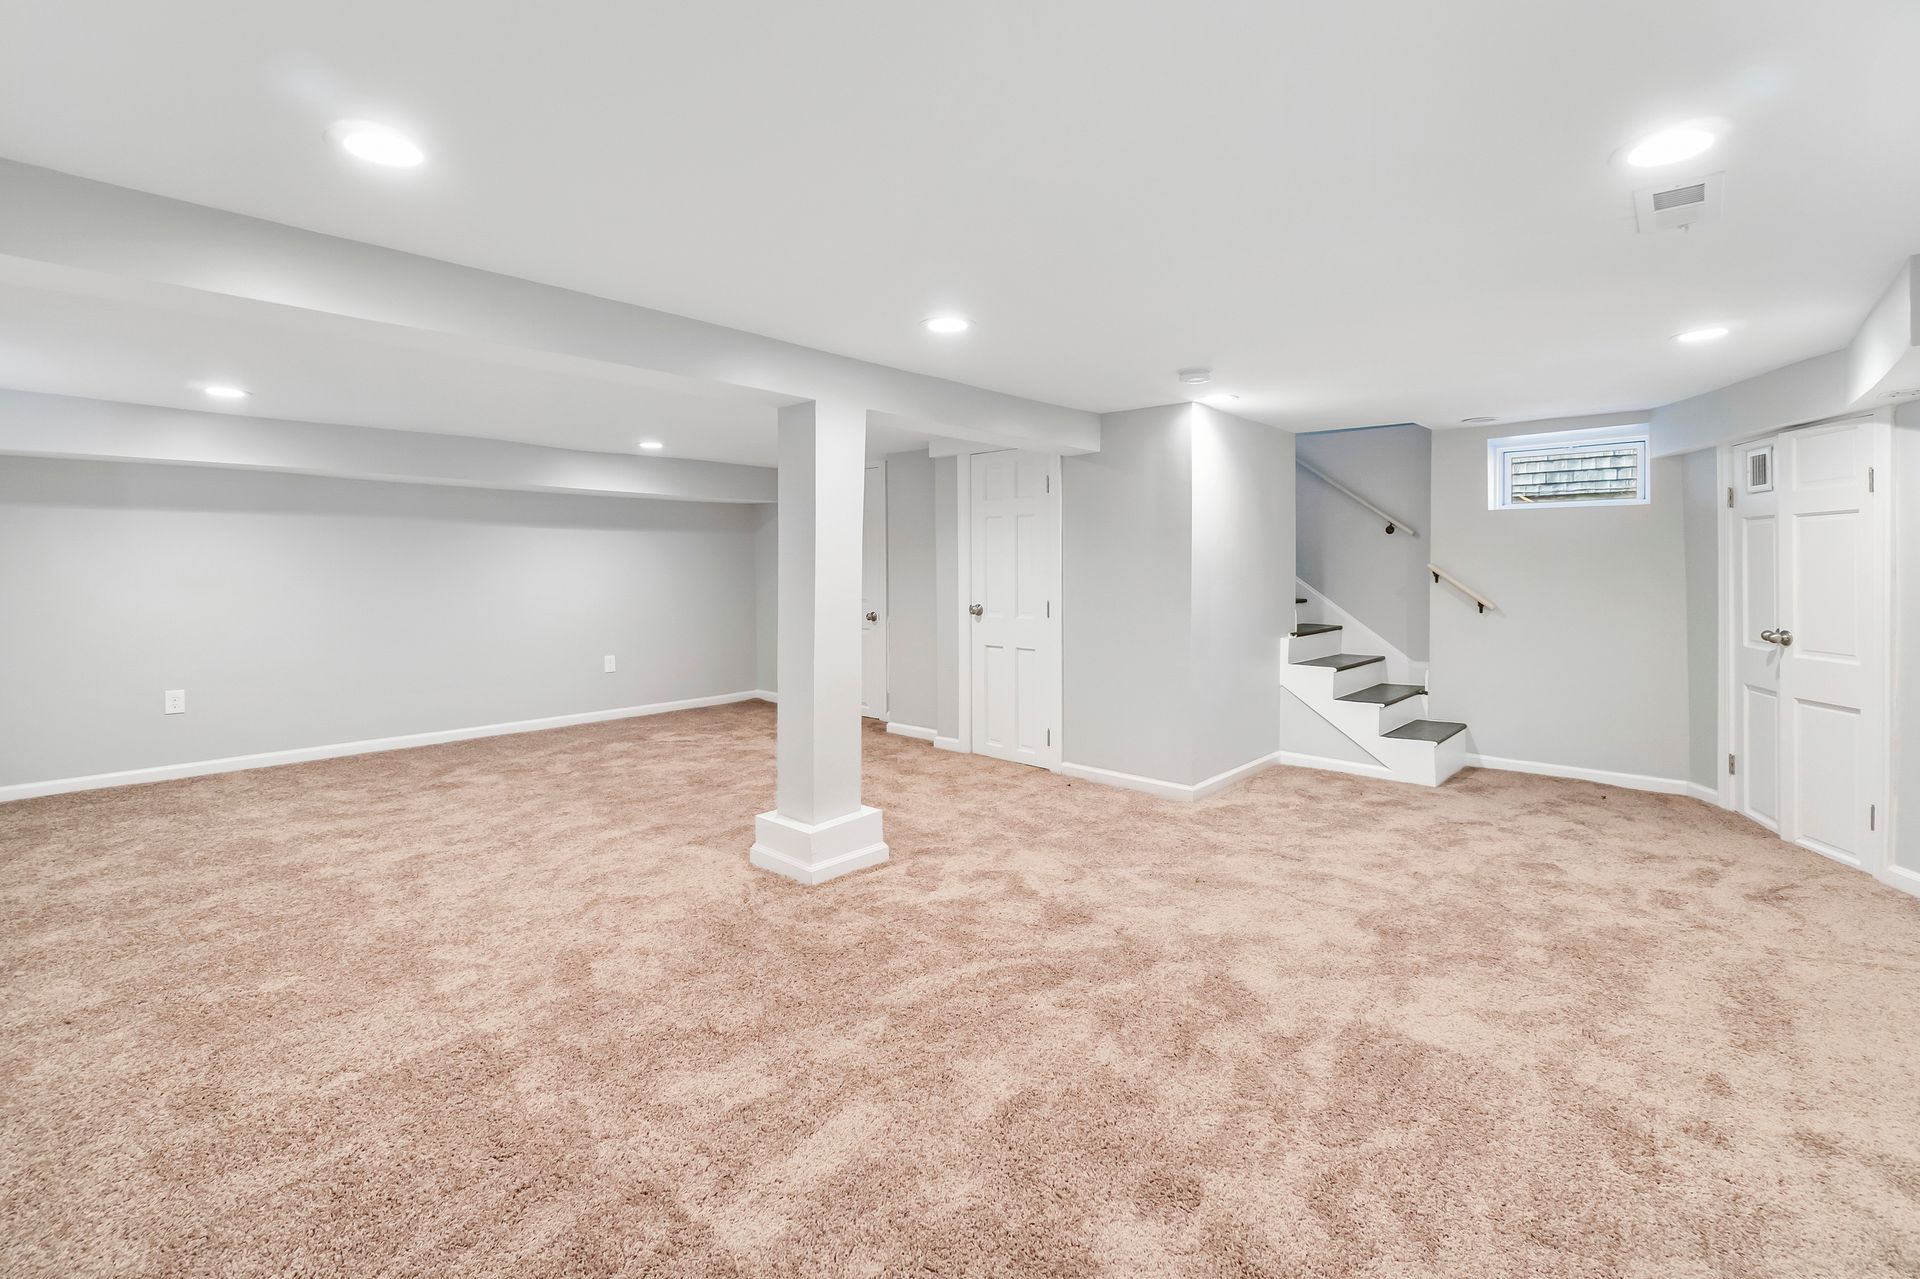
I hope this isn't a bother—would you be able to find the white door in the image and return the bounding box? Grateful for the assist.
[969,450,1060,768]
[861,463,887,719]
[1730,420,1888,872]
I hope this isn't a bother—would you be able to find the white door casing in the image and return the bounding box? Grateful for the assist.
[1731,440,1782,831]
[968,450,1060,768]
[1727,418,1890,876]
[861,463,887,719]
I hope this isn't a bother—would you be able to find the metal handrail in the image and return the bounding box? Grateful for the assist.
[1297,459,1416,537]
[1428,563,1495,614]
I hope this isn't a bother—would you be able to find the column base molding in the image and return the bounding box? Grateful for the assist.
[750,805,889,885]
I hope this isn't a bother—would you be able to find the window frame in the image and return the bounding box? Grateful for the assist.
[1486,428,1652,511]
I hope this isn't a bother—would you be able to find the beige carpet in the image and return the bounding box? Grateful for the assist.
[4,701,1919,1277]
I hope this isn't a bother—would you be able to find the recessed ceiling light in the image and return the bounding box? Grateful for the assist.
[202,384,250,400]
[1462,416,1497,424]
[328,121,426,168]
[1675,326,1730,344]
[638,440,665,451]
[923,316,970,335]
[1200,392,1240,406]
[1626,126,1717,168]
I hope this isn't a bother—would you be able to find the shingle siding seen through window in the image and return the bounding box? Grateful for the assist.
[1505,445,1643,503]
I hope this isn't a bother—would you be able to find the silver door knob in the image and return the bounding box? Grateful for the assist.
[969,603,983,617]
[1774,628,1792,647]
[1760,629,1778,643]
[865,611,877,623]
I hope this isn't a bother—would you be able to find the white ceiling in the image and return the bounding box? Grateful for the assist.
[0,283,934,465]
[2,0,1918,437]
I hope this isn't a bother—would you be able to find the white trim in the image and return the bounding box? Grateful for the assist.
[750,689,777,703]
[1463,753,1690,795]
[750,804,888,886]
[885,722,937,741]
[1879,863,1920,903]
[1060,752,1281,802]
[1191,752,1281,799]
[0,690,768,803]
[1487,426,1653,510]
[933,735,965,752]
[1274,751,1397,782]
[1685,781,1724,806]
[1060,761,1195,801]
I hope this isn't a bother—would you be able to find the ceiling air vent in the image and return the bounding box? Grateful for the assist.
[1634,171,1723,234]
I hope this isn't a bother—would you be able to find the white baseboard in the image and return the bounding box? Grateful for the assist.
[749,690,777,703]
[933,736,965,752]
[885,722,937,742]
[1060,752,1280,802]
[0,690,768,804]
[1879,862,1920,903]
[1462,753,1690,796]
[1192,752,1283,799]
[1274,750,1397,781]
[1684,781,1723,806]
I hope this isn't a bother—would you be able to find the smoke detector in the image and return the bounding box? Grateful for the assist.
[1177,367,1212,385]
[1634,172,1724,234]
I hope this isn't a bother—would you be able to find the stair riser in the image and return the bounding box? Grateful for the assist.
[1282,629,1344,663]
[1280,661,1387,700]
[1373,695,1427,735]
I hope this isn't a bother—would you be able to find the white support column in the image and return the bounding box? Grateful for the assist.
[751,400,889,884]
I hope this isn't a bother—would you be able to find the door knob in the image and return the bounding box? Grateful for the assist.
[969,603,984,617]
[865,611,878,623]
[1773,628,1792,647]
[1760,629,1778,644]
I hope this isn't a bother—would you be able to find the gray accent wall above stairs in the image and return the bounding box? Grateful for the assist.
[1296,423,1432,661]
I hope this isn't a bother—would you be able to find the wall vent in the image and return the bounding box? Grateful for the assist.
[1634,172,1723,234]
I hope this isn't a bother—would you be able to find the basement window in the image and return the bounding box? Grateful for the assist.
[1488,430,1651,510]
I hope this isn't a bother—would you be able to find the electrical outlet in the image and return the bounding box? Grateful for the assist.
[603,655,616,673]
[164,689,186,715]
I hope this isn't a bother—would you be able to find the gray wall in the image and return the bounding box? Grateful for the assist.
[882,450,938,731]
[0,458,761,787]
[754,503,777,691]
[1680,449,1721,791]
[1428,425,1691,781]
[1063,406,1196,783]
[1063,404,1295,785]
[1295,423,1432,660]
[933,456,959,742]
[1191,407,1292,781]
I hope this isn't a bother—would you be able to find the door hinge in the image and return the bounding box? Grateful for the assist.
[1045,474,1051,493]
[1726,485,1734,509]
[1869,804,1876,832]
[1728,753,1736,776]
[1046,599,1051,618]
[1046,728,1051,746]
[1867,466,1875,493]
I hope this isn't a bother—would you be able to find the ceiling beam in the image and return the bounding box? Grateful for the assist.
[0,389,776,503]
[0,159,1100,456]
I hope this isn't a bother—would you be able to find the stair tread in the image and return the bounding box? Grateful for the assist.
[1290,623,1341,637]
[1338,683,1426,706]
[1382,719,1467,743]
[1295,653,1385,672]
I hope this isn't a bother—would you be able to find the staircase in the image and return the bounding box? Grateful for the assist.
[1280,595,1467,786]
